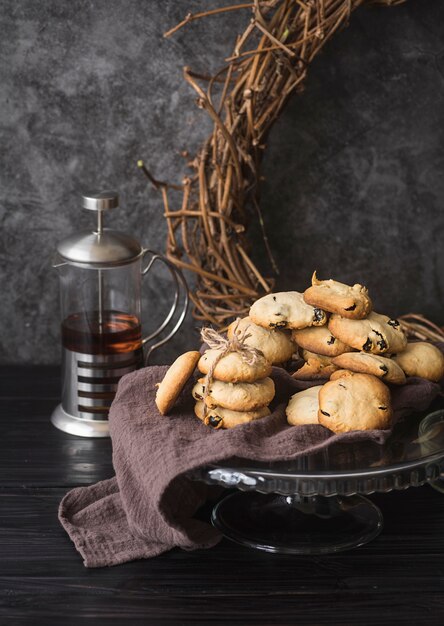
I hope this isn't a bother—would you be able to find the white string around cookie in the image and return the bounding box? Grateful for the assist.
[199,320,264,428]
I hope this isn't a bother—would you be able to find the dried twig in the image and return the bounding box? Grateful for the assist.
[140,0,405,326]
[399,314,444,343]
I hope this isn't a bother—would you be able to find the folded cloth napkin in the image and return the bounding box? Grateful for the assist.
[59,361,442,568]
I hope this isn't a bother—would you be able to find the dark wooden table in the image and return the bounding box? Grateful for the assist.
[1,365,444,625]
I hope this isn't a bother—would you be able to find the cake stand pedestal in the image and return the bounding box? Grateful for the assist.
[191,408,444,554]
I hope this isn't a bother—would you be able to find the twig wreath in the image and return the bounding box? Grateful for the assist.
[139,0,444,342]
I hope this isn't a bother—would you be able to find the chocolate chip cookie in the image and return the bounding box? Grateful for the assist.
[318,371,393,433]
[303,271,372,319]
[291,349,338,380]
[292,324,353,357]
[155,351,201,415]
[194,401,270,429]
[227,316,296,364]
[392,342,444,382]
[286,386,323,426]
[328,312,407,355]
[192,376,275,411]
[332,352,406,385]
[198,349,272,383]
[250,291,327,330]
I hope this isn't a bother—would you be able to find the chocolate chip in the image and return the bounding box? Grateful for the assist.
[273,296,276,302]
[373,330,387,351]
[379,365,388,375]
[270,322,287,328]
[195,393,203,400]
[338,383,346,389]
[378,406,388,411]
[313,308,325,322]
[363,338,372,352]
[344,304,356,311]
[208,415,223,428]
[320,410,330,417]
[388,319,400,328]
[327,336,336,345]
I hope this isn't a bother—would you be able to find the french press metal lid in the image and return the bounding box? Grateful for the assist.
[51,191,188,438]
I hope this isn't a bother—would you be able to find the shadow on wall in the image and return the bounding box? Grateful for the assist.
[253,0,444,322]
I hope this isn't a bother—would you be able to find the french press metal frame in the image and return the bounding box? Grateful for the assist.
[51,191,189,438]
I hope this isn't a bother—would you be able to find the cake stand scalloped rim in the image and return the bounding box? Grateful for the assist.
[190,453,444,497]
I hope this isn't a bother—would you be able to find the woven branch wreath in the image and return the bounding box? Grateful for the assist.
[139,0,404,327]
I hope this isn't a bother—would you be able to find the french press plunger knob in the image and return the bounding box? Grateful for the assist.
[51,190,188,438]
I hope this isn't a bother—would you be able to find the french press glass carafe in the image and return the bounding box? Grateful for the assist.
[51,191,188,437]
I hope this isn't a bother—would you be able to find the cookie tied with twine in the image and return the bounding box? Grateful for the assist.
[199,321,266,429]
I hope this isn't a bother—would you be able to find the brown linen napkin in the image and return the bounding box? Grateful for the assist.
[59,360,442,568]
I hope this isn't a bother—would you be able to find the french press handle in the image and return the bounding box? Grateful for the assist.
[141,249,189,365]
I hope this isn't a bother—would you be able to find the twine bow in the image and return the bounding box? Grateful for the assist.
[199,320,264,428]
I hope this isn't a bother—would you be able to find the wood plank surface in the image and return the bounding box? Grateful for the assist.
[1,592,443,626]
[0,397,113,487]
[0,487,443,624]
[1,366,444,624]
[0,366,113,487]
[0,365,60,398]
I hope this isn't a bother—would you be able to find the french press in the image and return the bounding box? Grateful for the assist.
[51,190,188,437]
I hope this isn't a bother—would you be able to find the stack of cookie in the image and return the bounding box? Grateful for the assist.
[155,271,443,435]
[155,319,290,429]
[248,271,444,433]
[298,272,443,383]
[192,344,275,429]
[292,273,409,385]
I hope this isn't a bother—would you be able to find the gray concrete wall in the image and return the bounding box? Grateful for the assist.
[1,0,443,364]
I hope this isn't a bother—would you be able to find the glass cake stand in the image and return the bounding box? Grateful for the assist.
[190,408,444,555]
